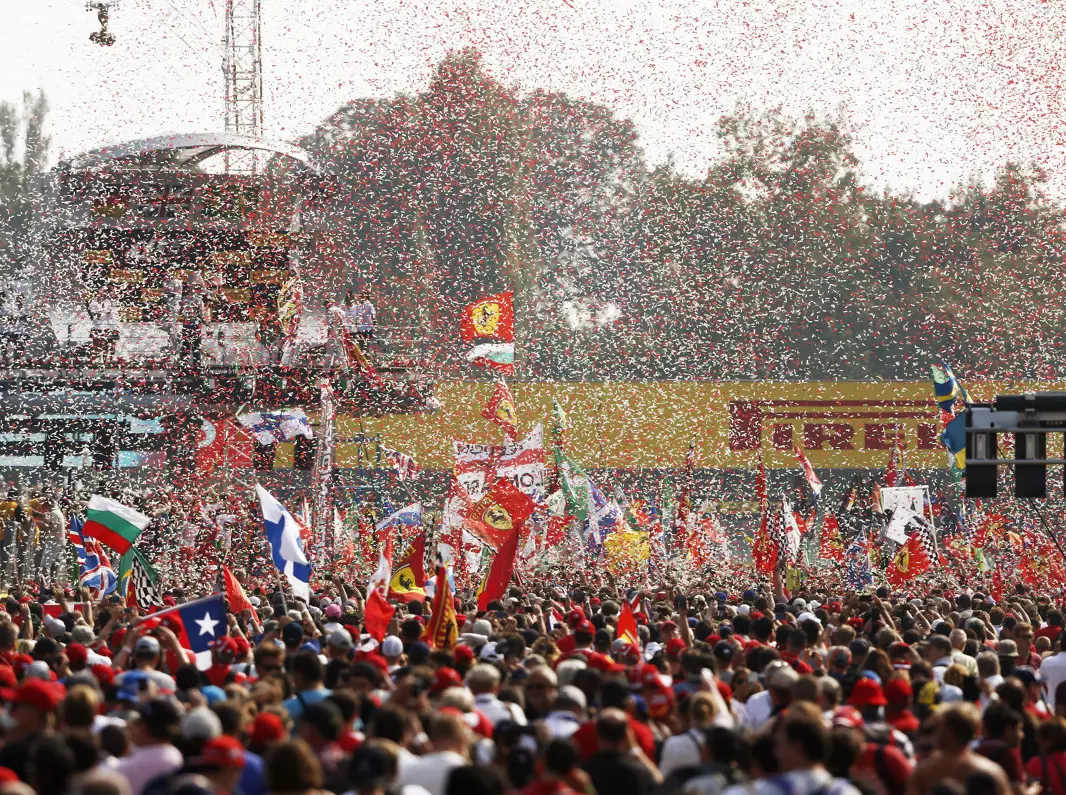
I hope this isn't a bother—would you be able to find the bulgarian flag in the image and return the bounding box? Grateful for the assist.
[83,496,150,554]
[466,342,515,375]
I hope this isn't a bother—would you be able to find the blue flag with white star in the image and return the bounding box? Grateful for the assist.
[142,593,227,668]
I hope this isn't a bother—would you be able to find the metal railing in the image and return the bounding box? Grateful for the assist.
[11,312,431,374]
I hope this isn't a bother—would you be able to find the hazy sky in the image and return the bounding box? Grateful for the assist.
[3,0,1064,200]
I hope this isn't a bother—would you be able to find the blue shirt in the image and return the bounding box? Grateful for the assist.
[238,750,266,795]
[282,686,333,722]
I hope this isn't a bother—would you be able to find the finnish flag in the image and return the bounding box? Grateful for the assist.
[239,409,314,446]
[256,484,312,602]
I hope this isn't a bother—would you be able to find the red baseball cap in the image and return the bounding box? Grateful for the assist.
[65,643,88,667]
[665,638,687,657]
[574,620,595,635]
[431,667,463,693]
[13,679,65,713]
[249,712,286,746]
[883,678,913,704]
[454,645,475,665]
[566,609,586,627]
[661,620,678,631]
[198,735,246,769]
[849,678,887,708]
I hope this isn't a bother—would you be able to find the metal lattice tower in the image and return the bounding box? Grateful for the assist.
[222,0,264,172]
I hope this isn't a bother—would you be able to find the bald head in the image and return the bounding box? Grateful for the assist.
[595,708,630,748]
[949,629,967,651]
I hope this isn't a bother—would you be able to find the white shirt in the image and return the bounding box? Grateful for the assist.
[396,750,467,795]
[543,709,582,740]
[88,299,119,331]
[115,743,184,795]
[952,649,978,676]
[1040,652,1066,710]
[659,728,706,778]
[722,768,862,795]
[473,692,527,726]
[346,301,375,332]
[744,689,774,731]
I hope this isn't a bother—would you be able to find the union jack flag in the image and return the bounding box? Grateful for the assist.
[69,516,117,597]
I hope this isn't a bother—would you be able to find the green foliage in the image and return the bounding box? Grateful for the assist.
[0,90,50,279]
[301,54,1064,381]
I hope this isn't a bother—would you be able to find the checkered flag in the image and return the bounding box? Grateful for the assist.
[910,513,938,564]
[119,547,164,612]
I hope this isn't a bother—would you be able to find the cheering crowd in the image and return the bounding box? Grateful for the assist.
[0,531,1060,795]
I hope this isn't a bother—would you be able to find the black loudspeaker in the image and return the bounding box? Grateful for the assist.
[965,411,997,499]
[1015,430,1047,499]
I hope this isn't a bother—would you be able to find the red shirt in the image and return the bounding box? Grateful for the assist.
[570,716,655,762]
[556,635,577,656]
[975,740,1025,784]
[339,731,362,753]
[1027,751,1066,795]
[780,652,814,675]
[1036,625,1063,646]
[887,710,920,736]
[521,781,579,795]
[852,743,913,794]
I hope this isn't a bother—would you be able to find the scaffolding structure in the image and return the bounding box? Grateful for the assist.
[222,0,264,173]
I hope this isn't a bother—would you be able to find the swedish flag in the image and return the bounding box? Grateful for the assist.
[932,363,969,414]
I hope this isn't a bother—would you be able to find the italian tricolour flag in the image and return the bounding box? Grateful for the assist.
[83,495,150,554]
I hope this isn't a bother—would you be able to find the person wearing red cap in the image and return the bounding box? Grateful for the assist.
[883,677,920,736]
[247,711,287,757]
[204,636,249,688]
[0,678,65,783]
[558,620,596,664]
[194,735,246,795]
[848,677,916,765]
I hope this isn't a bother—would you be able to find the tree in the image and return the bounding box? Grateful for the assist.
[0,90,50,280]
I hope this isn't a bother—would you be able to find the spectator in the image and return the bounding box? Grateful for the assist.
[345,289,376,349]
[396,712,469,795]
[113,699,183,795]
[581,708,661,795]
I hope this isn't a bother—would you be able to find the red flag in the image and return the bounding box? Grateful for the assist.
[460,292,515,342]
[755,456,768,511]
[463,478,536,549]
[885,532,932,586]
[423,566,459,650]
[222,565,254,615]
[482,381,518,439]
[818,515,846,563]
[196,419,252,473]
[793,445,823,499]
[388,534,427,603]
[752,508,777,576]
[364,587,395,642]
[885,441,900,488]
[545,515,571,548]
[616,600,639,647]
[477,529,521,610]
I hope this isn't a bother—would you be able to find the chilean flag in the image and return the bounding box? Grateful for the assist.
[141,594,227,669]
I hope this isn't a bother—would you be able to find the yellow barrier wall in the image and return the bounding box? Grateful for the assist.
[306,380,1057,471]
